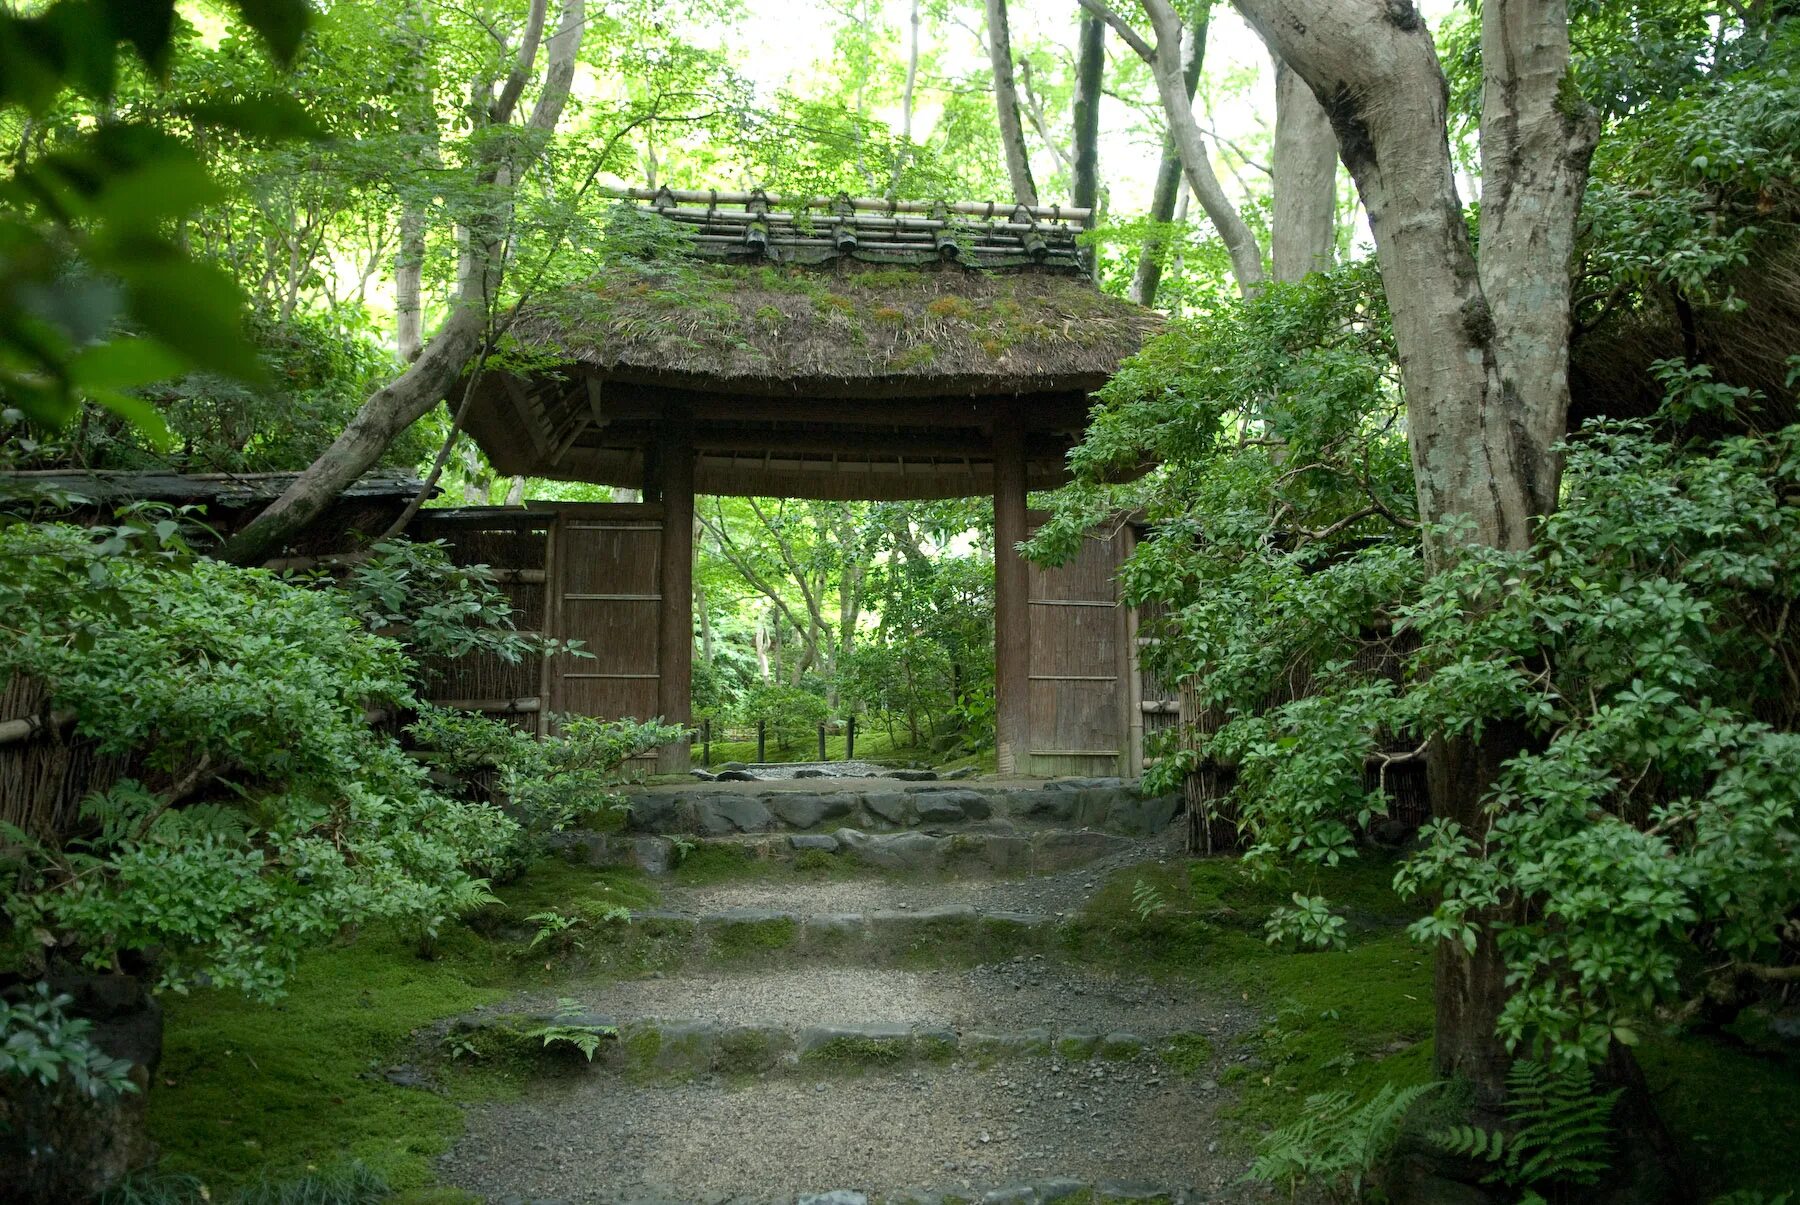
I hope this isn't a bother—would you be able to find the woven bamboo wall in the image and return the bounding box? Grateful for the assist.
[409,512,553,732]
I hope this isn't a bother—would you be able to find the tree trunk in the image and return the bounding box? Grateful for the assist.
[1141,0,1263,293]
[220,0,585,566]
[1082,0,1263,294]
[890,0,922,199]
[1128,3,1207,306]
[985,0,1039,206]
[1270,54,1336,281]
[1071,11,1105,211]
[1230,0,1597,1104]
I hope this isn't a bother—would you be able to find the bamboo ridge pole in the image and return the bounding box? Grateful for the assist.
[598,185,1094,224]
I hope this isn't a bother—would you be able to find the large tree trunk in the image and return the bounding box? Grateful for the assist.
[1270,55,1335,281]
[984,0,1039,206]
[1071,11,1105,211]
[221,0,585,566]
[1229,0,1595,1094]
[1128,3,1208,306]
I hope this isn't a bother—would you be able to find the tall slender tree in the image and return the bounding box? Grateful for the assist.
[222,0,585,565]
[1070,10,1106,211]
[984,0,1040,205]
[1127,2,1208,305]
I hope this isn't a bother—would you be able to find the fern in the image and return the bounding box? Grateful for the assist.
[1431,1060,1621,1189]
[1130,877,1168,922]
[1244,1080,1440,1201]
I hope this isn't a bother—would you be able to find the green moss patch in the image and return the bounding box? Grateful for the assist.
[148,935,503,1193]
[710,916,798,959]
[1158,1033,1216,1076]
[800,1034,910,1069]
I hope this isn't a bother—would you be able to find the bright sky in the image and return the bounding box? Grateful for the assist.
[705,0,1457,214]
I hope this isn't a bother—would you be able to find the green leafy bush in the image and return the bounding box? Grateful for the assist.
[0,982,137,1100]
[0,520,516,997]
[408,706,682,838]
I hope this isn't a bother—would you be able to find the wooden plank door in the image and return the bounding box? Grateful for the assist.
[545,507,664,733]
[1024,516,1132,777]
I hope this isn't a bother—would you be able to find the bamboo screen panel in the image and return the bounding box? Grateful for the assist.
[1023,518,1130,777]
[409,513,552,731]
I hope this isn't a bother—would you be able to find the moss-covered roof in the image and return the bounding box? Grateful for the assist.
[508,263,1159,398]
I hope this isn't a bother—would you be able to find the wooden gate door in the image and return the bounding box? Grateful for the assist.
[1023,517,1135,777]
[545,504,665,742]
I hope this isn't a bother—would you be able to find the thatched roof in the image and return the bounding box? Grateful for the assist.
[509,261,1158,400]
[459,189,1156,501]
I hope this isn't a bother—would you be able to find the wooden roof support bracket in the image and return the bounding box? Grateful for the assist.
[501,375,552,458]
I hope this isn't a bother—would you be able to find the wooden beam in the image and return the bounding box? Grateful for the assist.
[657,425,695,773]
[500,376,552,458]
[993,411,1030,778]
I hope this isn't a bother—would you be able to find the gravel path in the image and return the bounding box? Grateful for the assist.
[438,1058,1262,1203]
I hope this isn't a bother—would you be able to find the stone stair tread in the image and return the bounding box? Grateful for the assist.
[621,779,1182,841]
[437,1060,1249,1204]
[475,964,1206,1038]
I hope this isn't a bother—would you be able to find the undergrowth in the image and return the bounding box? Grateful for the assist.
[145,857,668,1194]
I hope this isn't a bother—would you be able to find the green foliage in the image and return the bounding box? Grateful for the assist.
[0,982,138,1100]
[1130,877,1168,923]
[410,707,682,839]
[336,539,556,664]
[1432,1061,1621,1189]
[0,0,313,435]
[0,520,516,996]
[1244,1080,1439,1202]
[524,999,615,1061]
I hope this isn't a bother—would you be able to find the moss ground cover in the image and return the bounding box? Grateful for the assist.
[1070,856,1800,1200]
[145,858,664,1195]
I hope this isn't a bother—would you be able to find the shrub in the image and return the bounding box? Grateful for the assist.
[0,519,516,997]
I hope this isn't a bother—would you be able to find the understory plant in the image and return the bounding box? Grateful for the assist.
[1244,1080,1439,1202]
[0,517,517,997]
[408,705,683,841]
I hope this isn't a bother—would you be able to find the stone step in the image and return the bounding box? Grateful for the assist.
[551,825,1138,878]
[482,1179,1207,1204]
[459,963,1209,1053]
[435,1056,1243,1202]
[620,779,1182,841]
[569,905,1058,966]
[453,1013,1194,1079]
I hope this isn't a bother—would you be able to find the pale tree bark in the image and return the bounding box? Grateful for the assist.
[222,0,585,566]
[888,0,922,199]
[1080,0,1265,293]
[1228,0,1599,1111]
[1269,55,1335,281]
[394,1,433,362]
[1071,11,1105,211]
[984,0,1039,206]
[1128,2,1208,305]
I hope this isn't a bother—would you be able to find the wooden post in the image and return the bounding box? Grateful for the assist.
[657,428,694,773]
[757,719,766,763]
[847,716,856,760]
[818,722,827,762]
[993,412,1029,777]
[702,717,711,767]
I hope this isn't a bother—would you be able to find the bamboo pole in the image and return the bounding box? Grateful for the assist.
[600,185,1094,223]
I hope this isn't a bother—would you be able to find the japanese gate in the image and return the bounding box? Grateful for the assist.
[434,187,1161,776]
